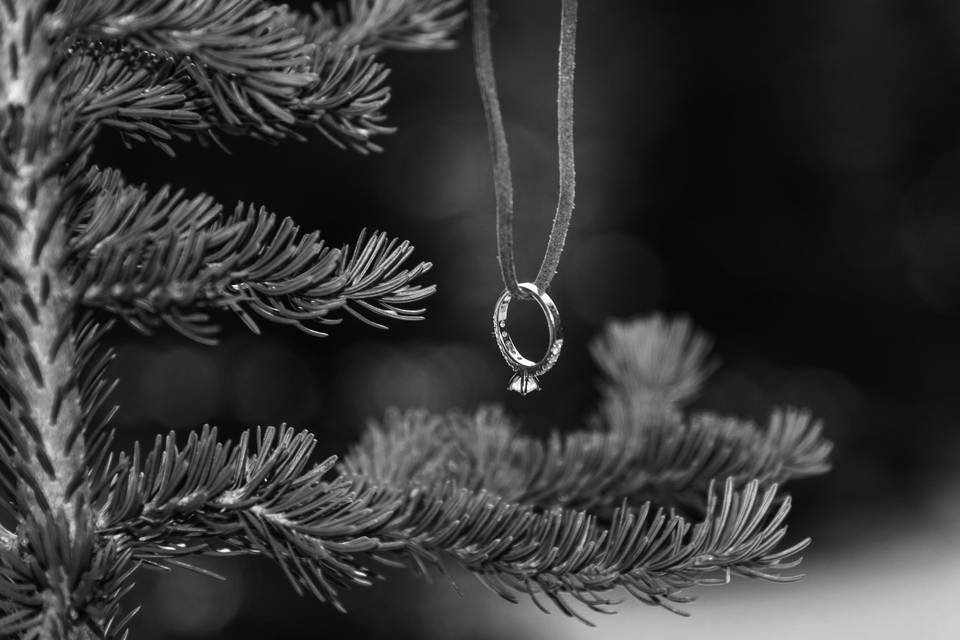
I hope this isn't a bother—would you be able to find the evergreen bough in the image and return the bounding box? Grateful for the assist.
[0,2,831,638]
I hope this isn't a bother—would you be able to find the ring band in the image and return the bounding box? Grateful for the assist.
[492,282,563,394]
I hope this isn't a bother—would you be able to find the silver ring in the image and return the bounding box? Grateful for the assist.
[492,282,563,394]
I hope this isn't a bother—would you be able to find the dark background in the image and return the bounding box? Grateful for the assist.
[93,1,960,638]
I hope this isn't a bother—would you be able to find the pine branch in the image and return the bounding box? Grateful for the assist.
[0,2,456,637]
[0,513,137,640]
[343,315,830,514]
[0,3,825,634]
[59,32,393,152]
[80,312,827,623]
[0,306,118,520]
[58,1,313,83]
[591,315,718,427]
[92,425,390,611]
[0,0,102,545]
[67,169,435,343]
[344,405,832,514]
[53,0,466,151]
[364,475,807,621]
[58,0,465,58]
[93,425,809,620]
[57,41,208,156]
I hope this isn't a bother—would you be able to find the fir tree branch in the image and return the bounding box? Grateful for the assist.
[57,0,314,84]
[344,406,832,514]
[57,41,208,157]
[59,33,393,152]
[53,0,466,151]
[0,513,137,640]
[592,315,718,427]
[345,314,830,514]
[0,3,826,634]
[362,475,807,621]
[93,425,809,620]
[82,312,828,622]
[0,0,99,528]
[58,0,465,58]
[67,169,435,343]
[92,425,390,611]
[0,4,122,634]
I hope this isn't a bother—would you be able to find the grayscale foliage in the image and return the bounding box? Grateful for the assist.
[70,168,434,342]
[0,2,830,638]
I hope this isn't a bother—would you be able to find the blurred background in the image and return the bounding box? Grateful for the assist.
[91,0,960,638]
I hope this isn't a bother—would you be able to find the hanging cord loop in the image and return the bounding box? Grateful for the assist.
[472,0,578,298]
